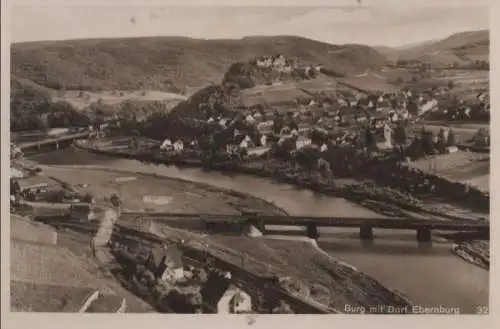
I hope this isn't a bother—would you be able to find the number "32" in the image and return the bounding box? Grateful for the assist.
[476,306,489,314]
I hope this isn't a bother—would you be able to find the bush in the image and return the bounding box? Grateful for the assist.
[272,300,294,314]
[295,146,322,169]
[81,192,94,203]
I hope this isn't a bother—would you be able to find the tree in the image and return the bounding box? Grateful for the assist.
[63,117,71,127]
[448,80,455,89]
[393,122,408,157]
[420,126,435,155]
[363,127,376,155]
[308,128,328,146]
[81,192,94,204]
[407,100,418,115]
[295,145,322,169]
[272,137,296,161]
[474,128,489,146]
[38,113,50,132]
[447,128,456,147]
[437,128,448,153]
[272,116,284,135]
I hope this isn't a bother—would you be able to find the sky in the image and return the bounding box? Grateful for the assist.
[9,0,490,47]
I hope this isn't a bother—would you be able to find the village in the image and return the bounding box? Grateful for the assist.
[97,72,489,173]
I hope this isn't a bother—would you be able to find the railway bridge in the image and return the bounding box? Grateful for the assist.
[121,211,489,243]
[17,131,96,154]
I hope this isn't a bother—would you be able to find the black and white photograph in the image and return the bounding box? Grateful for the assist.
[5,0,492,318]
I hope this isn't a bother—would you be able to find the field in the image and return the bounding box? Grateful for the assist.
[433,70,489,97]
[38,166,283,215]
[53,90,187,110]
[411,122,489,143]
[407,151,489,192]
[239,75,341,107]
[337,74,401,94]
[240,83,312,108]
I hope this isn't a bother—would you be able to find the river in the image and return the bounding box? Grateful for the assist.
[29,148,489,314]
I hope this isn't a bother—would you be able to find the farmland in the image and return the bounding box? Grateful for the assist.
[407,151,489,192]
[53,90,187,111]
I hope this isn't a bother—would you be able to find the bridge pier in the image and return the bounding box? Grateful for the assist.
[306,224,319,239]
[248,217,266,235]
[416,228,432,243]
[360,226,374,241]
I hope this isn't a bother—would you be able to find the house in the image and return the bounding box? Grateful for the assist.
[218,286,252,314]
[245,115,256,124]
[239,135,253,149]
[253,112,263,122]
[145,245,184,282]
[419,99,438,115]
[296,136,312,150]
[11,167,26,179]
[173,140,184,152]
[219,118,229,127]
[280,126,291,136]
[17,175,55,192]
[260,135,268,147]
[273,54,287,68]
[382,123,393,149]
[200,271,253,314]
[389,111,399,122]
[47,128,70,137]
[256,56,273,68]
[160,139,173,150]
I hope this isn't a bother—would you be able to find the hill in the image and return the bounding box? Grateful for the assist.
[386,30,489,66]
[11,36,387,93]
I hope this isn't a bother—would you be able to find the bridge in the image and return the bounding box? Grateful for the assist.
[17,131,96,153]
[120,211,489,243]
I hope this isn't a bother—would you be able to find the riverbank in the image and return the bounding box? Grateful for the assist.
[78,142,488,221]
[19,163,413,312]
[452,241,489,270]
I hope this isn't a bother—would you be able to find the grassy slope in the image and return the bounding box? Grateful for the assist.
[10,215,155,312]
[11,36,387,93]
